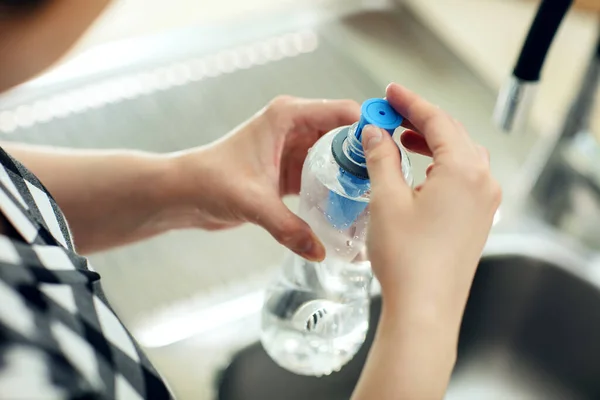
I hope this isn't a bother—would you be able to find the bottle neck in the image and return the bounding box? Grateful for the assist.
[343,122,367,166]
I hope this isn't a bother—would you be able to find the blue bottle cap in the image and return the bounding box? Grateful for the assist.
[355,98,404,139]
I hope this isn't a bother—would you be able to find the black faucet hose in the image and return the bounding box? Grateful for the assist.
[513,0,573,82]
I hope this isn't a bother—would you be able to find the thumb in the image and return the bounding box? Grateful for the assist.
[255,198,326,262]
[362,125,410,195]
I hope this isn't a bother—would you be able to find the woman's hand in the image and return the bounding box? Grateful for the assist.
[351,83,501,400]
[366,83,501,322]
[173,96,361,261]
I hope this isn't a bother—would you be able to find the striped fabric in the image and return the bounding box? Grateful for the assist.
[0,147,173,399]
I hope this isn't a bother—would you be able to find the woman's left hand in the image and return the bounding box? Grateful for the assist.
[173,96,361,261]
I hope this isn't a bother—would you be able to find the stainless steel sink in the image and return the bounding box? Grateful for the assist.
[216,234,600,400]
[448,252,600,399]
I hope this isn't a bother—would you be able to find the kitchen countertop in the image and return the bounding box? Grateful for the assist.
[400,0,598,135]
[64,0,600,136]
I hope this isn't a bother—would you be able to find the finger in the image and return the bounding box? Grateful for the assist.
[400,129,432,157]
[299,99,361,133]
[254,198,326,262]
[383,96,420,133]
[268,96,361,135]
[362,125,411,197]
[400,119,420,132]
[381,97,419,133]
[385,83,473,158]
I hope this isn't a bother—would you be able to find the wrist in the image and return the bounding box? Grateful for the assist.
[380,302,459,369]
[376,262,472,340]
[379,293,462,352]
[161,146,224,231]
[366,306,458,399]
[114,151,198,235]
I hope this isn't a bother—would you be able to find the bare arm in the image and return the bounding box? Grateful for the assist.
[1,142,198,254]
[0,97,362,261]
[351,305,458,400]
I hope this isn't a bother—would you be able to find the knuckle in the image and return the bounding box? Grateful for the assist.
[477,145,490,162]
[422,113,450,136]
[266,95,295,114]
[275,218,295,239]
[460,165,502,207]
[479,145,490,156]
[461,163,490,187]
[418,112,439,133]
[275,229,295,246]
[452,118,466,130]
[272,215,302,245]
[341,99,360,108]
[264,96,297,128]
[367,145,397,165]
[490,179,503,206]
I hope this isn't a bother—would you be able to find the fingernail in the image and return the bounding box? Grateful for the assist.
[362,125,382,151]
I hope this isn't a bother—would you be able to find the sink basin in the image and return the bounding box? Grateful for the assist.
[216,235,600,400]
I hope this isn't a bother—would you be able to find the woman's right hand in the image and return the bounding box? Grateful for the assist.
[365,82,501,327]
[351,83,501,400]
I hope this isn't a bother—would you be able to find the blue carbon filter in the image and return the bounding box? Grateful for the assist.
[326,98,404,229]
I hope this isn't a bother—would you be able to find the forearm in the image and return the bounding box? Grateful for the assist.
[0,0,110,92]
[2,142,195,254]
[351,303,458,400]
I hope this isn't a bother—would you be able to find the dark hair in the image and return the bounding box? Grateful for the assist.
[0,0,46,12]
[0,0,45,5]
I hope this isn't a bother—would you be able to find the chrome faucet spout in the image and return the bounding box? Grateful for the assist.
[493,0,573,133]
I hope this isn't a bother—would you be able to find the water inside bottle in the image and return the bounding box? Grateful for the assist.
[261,259,370,376]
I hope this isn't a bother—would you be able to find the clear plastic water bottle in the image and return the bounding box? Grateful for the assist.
[260,98,413,376]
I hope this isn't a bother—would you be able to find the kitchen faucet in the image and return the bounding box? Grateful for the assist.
[494,0,600,249]
[494,0,574,133]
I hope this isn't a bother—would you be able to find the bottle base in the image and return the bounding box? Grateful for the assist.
[260,295,369,377]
